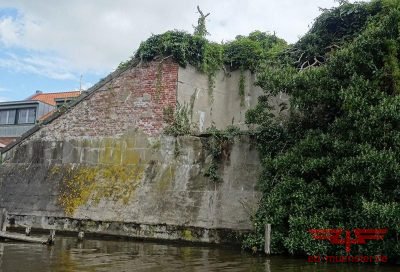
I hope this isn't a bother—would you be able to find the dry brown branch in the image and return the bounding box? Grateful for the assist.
[295,52,305,64]
[197,6,210,18]
[300,57,324,70]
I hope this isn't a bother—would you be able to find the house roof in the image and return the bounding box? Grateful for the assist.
[29,91,81,106]
[0,100,40,108]
[38,110,56,121]
[0,137,18,147]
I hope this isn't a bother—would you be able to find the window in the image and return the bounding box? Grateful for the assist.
[55,98,75,108]
[0,107,36,125]
[17,108,36,124]
[0,110,16,125]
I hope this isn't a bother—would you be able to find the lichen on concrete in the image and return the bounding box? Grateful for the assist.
[53,162,145,216]
[1,130,260,244]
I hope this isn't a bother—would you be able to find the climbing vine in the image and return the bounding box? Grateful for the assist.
[201,42,224,101]
[239,68,246,107]
[204,125,241,182]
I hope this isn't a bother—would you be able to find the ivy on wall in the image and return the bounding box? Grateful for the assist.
[117,26,286,102]
[204,124,241,182]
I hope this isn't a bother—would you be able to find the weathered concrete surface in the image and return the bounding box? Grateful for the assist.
[178,64,289,132]
[0,133,260,244]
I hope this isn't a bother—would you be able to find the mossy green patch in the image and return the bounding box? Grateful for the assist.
[52,165,98,216]
[53,163,145,216]
[121,149,141,165]
[182,229,193,241]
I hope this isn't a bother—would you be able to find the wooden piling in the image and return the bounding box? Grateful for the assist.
[264,224,271,255]
[47,230,56,245]
[0,209,7,232]
[25,226,31,236]
[0,209,4,232]
[78,231,85,241]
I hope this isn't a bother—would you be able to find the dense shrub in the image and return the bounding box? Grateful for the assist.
[244,0,400,260]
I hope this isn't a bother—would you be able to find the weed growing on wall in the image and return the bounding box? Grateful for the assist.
[204,125,241,182]
[239,68,246,107]
[163,103,193,136]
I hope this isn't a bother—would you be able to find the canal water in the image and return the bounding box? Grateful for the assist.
[0,237,397,271]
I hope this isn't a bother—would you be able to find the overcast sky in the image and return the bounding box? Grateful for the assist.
[0,0,348,101]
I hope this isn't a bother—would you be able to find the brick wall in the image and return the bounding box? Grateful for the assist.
[33,58,178,141]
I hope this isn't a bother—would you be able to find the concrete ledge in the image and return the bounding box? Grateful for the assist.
[6,214,250,245]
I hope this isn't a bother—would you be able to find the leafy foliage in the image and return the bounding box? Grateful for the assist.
[244,0,400,260]
[290,1,383,69]
[204,125,241,182]
[133,29,285,101]
[134,30,286,73]
[163,103,192,136]
[224,31,286,72]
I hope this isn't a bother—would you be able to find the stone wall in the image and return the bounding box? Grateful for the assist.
[0,59,262,244]
[0,133,260,243]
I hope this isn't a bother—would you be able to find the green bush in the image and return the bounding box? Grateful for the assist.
[244,0,400,260]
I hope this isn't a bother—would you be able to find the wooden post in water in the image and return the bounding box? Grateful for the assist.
[0,209,4,232]
[264,224,271,255]
[0,209,7,232]
[47,230,56,245]
[25,226,31,236]
[78,231,84,242]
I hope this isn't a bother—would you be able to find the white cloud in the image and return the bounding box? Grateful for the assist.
[0,16,21,46]
[0,0,346,75]
[0,52,76,80]
[81,82,93,91]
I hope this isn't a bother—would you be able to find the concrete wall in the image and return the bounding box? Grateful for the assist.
[0,133,260,244]
[177,65,289,132]
[0,59,262,244]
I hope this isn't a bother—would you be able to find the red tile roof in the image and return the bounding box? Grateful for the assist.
[0,137,18,147]
[30,91,81,106]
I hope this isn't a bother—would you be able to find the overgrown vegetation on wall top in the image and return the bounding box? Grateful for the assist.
[118,24,286,97]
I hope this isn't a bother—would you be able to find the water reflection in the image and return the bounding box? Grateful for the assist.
[0,237,396,271]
